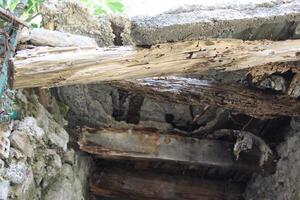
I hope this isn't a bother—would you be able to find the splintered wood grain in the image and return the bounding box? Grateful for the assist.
[90,168,244,200]
[13,39,300,89]
[109,77,300,118]
[78,127,261,171]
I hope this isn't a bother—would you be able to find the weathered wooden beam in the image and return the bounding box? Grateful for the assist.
[90,168,244,200]
[0,7,27,27]
[109,76,300,118]
[13,39,300,89]
[78,127,264,172]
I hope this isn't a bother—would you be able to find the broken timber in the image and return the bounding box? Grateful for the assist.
[109,76,300,118]
[78,127,266,172]
[90,168,244,200]
[14,39,300,89]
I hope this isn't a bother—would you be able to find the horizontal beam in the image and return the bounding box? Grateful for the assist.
[90,168,244,200]
[78,127,263,172]
[109,76,300,118]
[13,39,300,89]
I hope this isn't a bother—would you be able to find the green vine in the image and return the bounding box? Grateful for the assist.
[81,0,124,16]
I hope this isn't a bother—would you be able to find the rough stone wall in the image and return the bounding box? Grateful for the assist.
[40,0,115,47]
[245,118,300,200]
[13,1,300,199]
[0,90,90,200]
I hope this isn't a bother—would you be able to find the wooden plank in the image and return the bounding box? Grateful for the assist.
[78,127,262,172]
[90,167,244,200]
[13,39,300,89]
[109,76,300,118]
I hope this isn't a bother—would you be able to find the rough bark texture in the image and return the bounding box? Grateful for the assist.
[13,39,300,89]
[109,77,300,119]
[90,168,244,200]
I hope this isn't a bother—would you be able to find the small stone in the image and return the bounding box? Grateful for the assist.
[47,120,69,151]
[63,149,75,165]
[291,117,300,131]
[0,135,10,159]
[30,28,98,47]
[10,148,26,160]
[258,75,287,93]
[0,180,9,200]
[4,162,28,184]
[44,178,73,200]
[0,159,4,169]
[17,27,31,44]
[10,131,33,158]
[14,117,45,139]
[293,23,300,39]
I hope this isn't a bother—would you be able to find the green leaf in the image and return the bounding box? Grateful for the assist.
[93,7,107,16]
[106,0,124,13]
[30,23,38,28]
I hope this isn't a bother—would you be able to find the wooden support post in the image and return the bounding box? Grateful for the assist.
[90,167,245,200]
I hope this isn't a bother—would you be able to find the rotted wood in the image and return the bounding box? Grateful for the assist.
[90,168,244,200]
[287,73,300,98]
[78,127,266,172]
[13,38,300,89]
[109,77,300,118]
[0,7,27,27]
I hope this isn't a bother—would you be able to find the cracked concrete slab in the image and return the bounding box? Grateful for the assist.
[130,0,300,45]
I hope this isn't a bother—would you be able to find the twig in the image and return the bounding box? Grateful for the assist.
[0,7,27,27]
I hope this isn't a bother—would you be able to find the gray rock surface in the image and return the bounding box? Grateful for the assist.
[257,75,287,93]
[4,162,28,184]
[293,22,300,38]
[10,130,33,158]
[0,180,9,200]
[57,84,117,126]
[245,128,300,200]
[0,90,90,200]
[130,0,300,45]
[40,0,115,47]
[30,28,98,47]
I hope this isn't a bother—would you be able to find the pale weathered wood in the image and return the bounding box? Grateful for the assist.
[287,73,300,98]
[78,127,263,171]
[90,168,244,200]
[109,76,300,118]
[13,39,300,89]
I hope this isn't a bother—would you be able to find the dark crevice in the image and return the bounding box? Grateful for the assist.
[126,94,144,124]
[110,20,125,46]
[112,89,130,121]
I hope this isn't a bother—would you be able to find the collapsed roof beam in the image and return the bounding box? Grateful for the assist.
[78,127,267,172]
[109,76,300,119]
[90,167,244,200]
[13,39,300,89]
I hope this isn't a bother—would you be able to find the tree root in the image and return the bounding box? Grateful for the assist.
[210,129,273,167]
